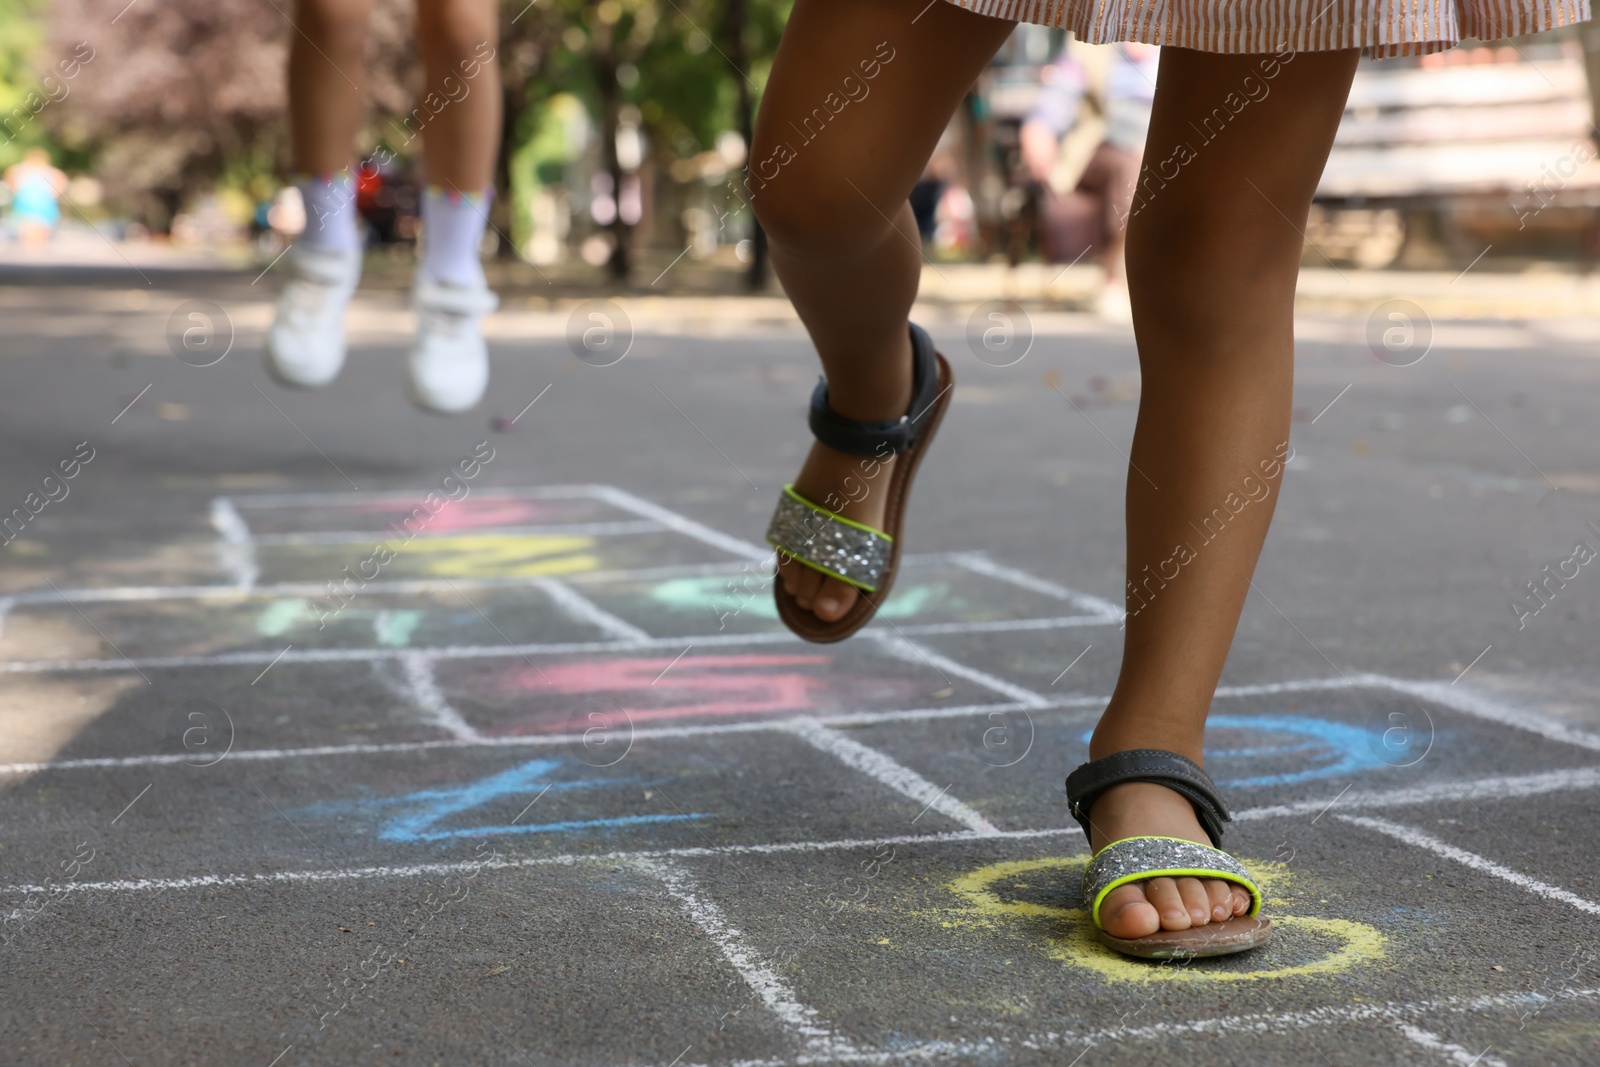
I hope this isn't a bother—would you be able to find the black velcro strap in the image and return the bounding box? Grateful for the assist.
[1064,749,1231,847]
[807,322,941,457]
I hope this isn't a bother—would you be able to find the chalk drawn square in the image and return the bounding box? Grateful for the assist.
[230,490,626,537]
[824,649,1600,835]
[1,585,614,665]
[433,642,1017,736]
[248,527,734,586]
[571,553,1113,639]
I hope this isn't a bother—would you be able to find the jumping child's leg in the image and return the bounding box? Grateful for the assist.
[266,0,374,390]
[415,0,501,286]
[406,0,502,414]
[752,0,1015,623]
[288,0,375,250]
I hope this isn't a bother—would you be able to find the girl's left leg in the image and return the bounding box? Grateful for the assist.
[415,0,501,192]
[408,0,502,413]
[414,0,501,285]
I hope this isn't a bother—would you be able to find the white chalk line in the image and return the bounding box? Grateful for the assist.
[0,699,1067,776]
[0,827,1075,897]
[1393,1021,1509,1067]
[532,577,654,643]
[783,719,999,834]
[646,858,858,1057]
[249,520,663,545]
[0,552,1076,608]
[398,652,483,743]
[948,552,1123,622]
[657,987,1600,1067]
[0,560,769,609]
[0,614,1119,675]
[209,496,258,592]
[870,633,1051,708]
[13,764,1600,897]
[1,673,1560,776]
[1235,765,1600,821]
[1339,814,1600,917]
[1375,674,1600,755]
[223,484,607,509]
[588,484,771,563]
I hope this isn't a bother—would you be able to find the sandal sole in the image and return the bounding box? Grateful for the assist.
[1097,915,1274,959]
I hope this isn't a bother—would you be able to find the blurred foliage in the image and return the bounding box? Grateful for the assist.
[0,0,56,168]
[8,0,790,229]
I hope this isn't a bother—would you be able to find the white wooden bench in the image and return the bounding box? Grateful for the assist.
[1314,45,1600,266]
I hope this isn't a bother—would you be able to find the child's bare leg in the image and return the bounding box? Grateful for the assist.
[751,0,1014,622]
[415,0,500,191]
[1089,47,1361,938]
[288,0,374,175]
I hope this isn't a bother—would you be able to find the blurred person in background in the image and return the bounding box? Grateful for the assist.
[1019,39,1158,320]
[266,0,501,414]
[5,147,67,249]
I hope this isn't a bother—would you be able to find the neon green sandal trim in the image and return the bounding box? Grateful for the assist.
[780,485,894,542]
[1085,836,1263,930]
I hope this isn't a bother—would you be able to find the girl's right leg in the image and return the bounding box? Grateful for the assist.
[751,0,1015,623]
[289,0,374,178]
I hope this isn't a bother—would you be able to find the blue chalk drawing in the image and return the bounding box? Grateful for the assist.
[1078,713,1390,788]
[364,757,704,843]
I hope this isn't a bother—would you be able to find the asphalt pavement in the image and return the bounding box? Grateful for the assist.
[2,257,1600,1066]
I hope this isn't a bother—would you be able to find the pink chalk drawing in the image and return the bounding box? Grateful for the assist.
[346,496,556,531]
[457,653,925,734]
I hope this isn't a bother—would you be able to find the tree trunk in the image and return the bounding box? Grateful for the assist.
[494,79,520,260]
[594,39,630,282]
[722,0,767,290]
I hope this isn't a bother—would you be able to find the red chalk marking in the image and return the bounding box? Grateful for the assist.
[514,654,826,726]
[461,653,929,733]
[345,497,552,531]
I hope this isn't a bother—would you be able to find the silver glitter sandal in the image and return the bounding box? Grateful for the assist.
[1066,749,1271,959]
[765,322,953,644]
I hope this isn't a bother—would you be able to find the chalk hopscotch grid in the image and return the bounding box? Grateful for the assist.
[15,765,1600,899]
[8,484,1600,1067]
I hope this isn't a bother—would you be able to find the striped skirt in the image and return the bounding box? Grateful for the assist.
[943,0,1591,57]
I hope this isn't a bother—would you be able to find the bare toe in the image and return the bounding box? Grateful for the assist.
[1176,877,1213,927]
[1205,879,1235,922]
[1099,882,1161,939]
[780,561,820,608]
[1231,884,1252,916]
[1143,877,1192,931]
[811,578,859,622]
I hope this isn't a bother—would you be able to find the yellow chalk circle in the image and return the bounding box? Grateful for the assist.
[946,856,1385,983]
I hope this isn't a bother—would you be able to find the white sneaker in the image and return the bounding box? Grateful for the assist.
[407,274,498,414]
[265,243,362,388]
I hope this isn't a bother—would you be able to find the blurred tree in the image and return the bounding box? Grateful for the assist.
[497,0,787,282]
[43,0,417,229]
[0,0,48,169]
[37,0,789,268]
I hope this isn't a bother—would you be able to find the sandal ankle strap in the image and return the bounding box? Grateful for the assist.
[1065,749,1231,848]
[807,322,941,457]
